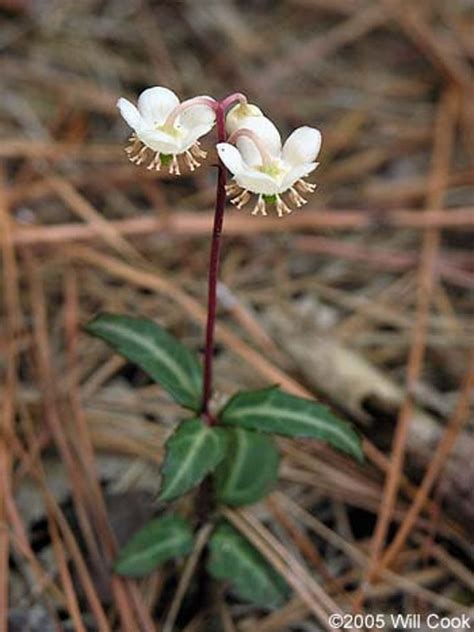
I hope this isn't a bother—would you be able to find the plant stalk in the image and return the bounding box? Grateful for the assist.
[201,102,227,424]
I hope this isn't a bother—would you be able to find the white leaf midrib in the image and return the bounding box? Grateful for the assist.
[122,531,188,568]
[228,403,357,453]
[98,321,196,398]
[222,537,281,601]
[163,425,216,498]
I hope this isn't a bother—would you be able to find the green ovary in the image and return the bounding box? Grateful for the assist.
[160,154,173,166]
[155,122,182,139]
[258,163,284,178]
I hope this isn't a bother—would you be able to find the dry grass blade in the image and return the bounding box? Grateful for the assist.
[63,272,156,632]
[355,88,460,608]
[267,494,355,608]
[279,493,472,614]
[47,514,88,632]
[162,523,214,632]
[257,3,387,89]
[10,208,474,247]
[6,493,64,606]
[0,168,22,632]
[383,0,472,87]
[23,251,145,631]
[12,401,112,630]
[48,175,145,263]
[223,507,344,631]
[380,352,474,569]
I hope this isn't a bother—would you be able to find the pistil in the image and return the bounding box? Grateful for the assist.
[163,96,217,129]
[227,128,274,167]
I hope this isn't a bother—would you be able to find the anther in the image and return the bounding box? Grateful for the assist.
[225,182,241,196]
[275,195,293,217]
[125,134,141,157]
[295,178,316,193]
[169,155,181,176]
[230,189,251,209]
[190,142,207,160]
[252,195,267,216]
[130,146,148,165]
[184,150,201,171]
[147,153,162,171]
[289,187,307,208]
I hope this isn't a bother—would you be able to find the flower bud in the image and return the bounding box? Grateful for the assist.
[225,103,263,135]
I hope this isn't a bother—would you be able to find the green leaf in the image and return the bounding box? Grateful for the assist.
[85,313,202,411]
[207,522,288,608]
[160,418,228,501]
[114,514,194,577]
[221,387,363,462]
[214,427,279,506]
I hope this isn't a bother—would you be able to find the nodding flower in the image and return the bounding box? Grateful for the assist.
[117,87,216,175]
[217,107,321,217]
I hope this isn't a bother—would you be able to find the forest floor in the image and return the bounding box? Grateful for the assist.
[0,1,473,630]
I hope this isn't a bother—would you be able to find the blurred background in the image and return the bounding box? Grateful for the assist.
[1,1,473,630]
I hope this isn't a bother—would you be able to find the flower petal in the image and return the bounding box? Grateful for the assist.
[225,103,264,135]
[117,98,141,131]
[282,127,321,166]
[235,116,281,164]
[137,87,180,125]
[218,143,281,195]
[279,162,318,193]
[179,123,216,152]
[136,126,180,155]
[235,170,281,196]
[179,97,216,130]
[216,143,245,175]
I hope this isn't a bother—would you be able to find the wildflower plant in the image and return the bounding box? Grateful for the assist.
[85,87,363,608]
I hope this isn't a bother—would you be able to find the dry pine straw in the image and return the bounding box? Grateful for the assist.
[1,1,474,630]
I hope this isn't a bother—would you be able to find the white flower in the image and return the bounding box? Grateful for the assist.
[225,102,264,135]
[217,114,321,217]
[117,87,216,174]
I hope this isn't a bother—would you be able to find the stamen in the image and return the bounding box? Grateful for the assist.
[289,187,308,208]
[295,178,316,193]
[252,195,267,216]
[147,153,162,171]
[129,145,149,165]
[169,155,181,176]
[275,195,293,218]
[225,182,241,196]
[190,142,207,160]
[125,134,141,156]
[184,150,201,171]
[230,189,251,209]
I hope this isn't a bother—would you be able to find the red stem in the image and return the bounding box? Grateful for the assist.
[201,102,227,424]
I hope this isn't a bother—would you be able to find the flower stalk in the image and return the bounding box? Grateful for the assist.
[201,94,247,424]
[117,86,320,414]
[201,102,226,424]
